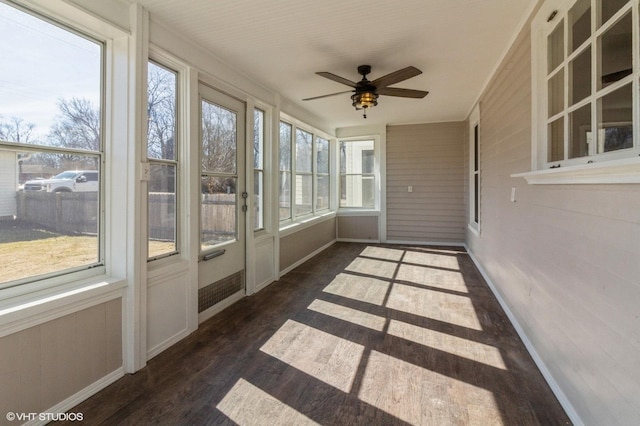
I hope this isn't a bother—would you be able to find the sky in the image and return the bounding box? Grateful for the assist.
[0,1,101,141]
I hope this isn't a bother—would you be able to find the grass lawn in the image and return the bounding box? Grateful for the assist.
[1,221,174,285]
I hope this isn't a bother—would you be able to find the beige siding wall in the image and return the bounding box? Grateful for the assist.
[0,299,122,419]
[467,8,640,425]
[337,215,379,241]
[280,218,336,271]
[387,123,465,243]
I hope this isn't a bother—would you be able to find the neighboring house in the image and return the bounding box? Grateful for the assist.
[0,149,17,218]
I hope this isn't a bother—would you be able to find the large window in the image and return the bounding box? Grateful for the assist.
[469,105,480,232]
[339,139,375,208]
[316,137,330,211]
[254,108,265,230]
[533,0,639,169]
[279,118,332,223]
[295,128,313,216]
[0,2,103,287]
[279,121,292,221]
[147,61,178,260]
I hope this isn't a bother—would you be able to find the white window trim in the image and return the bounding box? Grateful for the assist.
[146,56,182,263]
[338,135,381,212]
[520,0,640,184]
[279,113,334,229]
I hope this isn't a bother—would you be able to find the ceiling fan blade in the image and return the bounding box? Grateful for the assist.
[372,66,422,89]
[377,87,429,98]
[316,72,358,88]
[302,90,353,101]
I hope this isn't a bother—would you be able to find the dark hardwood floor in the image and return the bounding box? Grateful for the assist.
[61,243,571,425]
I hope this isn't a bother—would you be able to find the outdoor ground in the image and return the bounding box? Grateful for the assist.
[0,221,173,285]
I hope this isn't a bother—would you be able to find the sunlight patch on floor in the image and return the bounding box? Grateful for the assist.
[308,299,387,331]
[396,263,469,293]
[217,378,319,425]
[358,351,501,425]
[403,250,461,270]
[260,319,364,393]
[386,283,483,330]
[323,273,390,306]
[387,320,507,370]
[360,246,404,262]
[344,257,397,279]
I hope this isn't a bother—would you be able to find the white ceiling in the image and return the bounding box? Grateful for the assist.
[133,0,534,130]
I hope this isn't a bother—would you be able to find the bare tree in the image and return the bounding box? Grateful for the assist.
[147,63,176,160]
[201,102,237,193]
[0,116,36,144]
[47,98,100,169]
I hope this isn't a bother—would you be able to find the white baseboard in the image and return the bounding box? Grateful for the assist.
[279,240,336,276]
[464,245,583,426]
[24,368,125,426]
[385,239,465,247]
[336,238,381,243]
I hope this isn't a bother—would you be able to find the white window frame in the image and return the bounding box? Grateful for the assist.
[519,0,640,184]
[338,137,380,211]
[294,127,314,218]
[315,136,330,212]
[146,58,180,262]
[0,1,131,306]
[253,107,266,232]
[279,114,334,230]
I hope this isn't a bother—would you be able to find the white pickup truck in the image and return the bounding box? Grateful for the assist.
[23,170,99,193]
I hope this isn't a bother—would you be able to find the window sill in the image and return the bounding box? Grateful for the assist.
[511,157,640,185]
[279,211,336,238]
[0,277,126,336]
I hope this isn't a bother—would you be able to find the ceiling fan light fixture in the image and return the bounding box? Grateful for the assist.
[351,91,378,109]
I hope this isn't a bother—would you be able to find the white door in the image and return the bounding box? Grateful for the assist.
[198,84,246,319]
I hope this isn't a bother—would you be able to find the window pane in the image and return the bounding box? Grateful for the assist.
[0,3,101,147]
[340,175,375,208]
[548,71,564,117]
[598,83,633,153]
[279,122,291,171]
[316,175,330,211]
[254,109,264,169]
[569,103,591,159]
[569,0,591,52]
[599,12,632,89]
[548,20,564,73]
[295,174,312,215]
[295,129,313,173]
[201,176,236,248]
[279,171,291,220]
[570,47,591,105]
[2,151,100,286]
[148,164,176,258]
[600,0,629,27]
[340,140,374,174]
[474,173,479,224]
[548,118,565,162]
[147,62,176,160]
[201,101,236,174]
[317,137,329,174]
[473,124,479,171]
[254,170,263,230]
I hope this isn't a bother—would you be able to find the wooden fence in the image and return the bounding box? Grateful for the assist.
[17,192,236,240]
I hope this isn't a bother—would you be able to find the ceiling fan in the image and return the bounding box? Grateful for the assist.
[303,65,429,118]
